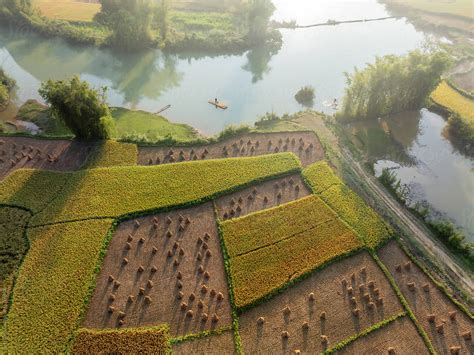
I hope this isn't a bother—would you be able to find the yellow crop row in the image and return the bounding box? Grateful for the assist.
[221,196,362,309]
[5,219,114,353]
[71,326,170,354]
[303,162,392,249]
[431,81,474,121]
[87,140,138,168]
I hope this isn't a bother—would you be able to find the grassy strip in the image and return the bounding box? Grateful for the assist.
[394,237,473,319]
[303,162,393,249]
[370,252,436,354]
[215,205,243,355]
[5,219,114,353]
[86,140,138,168]
[70,325,170,354]
[27,153,300,225]
[169,326,232,345]
[324,312,407,353]
[220,195,362,309]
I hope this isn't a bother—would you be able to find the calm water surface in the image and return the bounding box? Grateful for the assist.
[0,0,425,133]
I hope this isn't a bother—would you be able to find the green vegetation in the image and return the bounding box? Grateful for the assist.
[5,219,114,353]
[0,67,15,107]
[39,76,114,140]
[0,153,302,225]
[431,81,474,147]
[71,325,170,354]
[303,162,393,248]
[0,207,30,321]
[15,100,71,136]
[86,140,138,168]
[382,0,474,20]
[294,86,315,107]
[220,195,362,308]
[339,50,451,120]
[112,107,198,142]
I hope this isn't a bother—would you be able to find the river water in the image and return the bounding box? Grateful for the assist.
[0,0,472,240]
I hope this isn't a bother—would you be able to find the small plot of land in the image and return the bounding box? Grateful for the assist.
[71,326,170,354]
[138,131,324,167]
[32,0,101,22]
[239,252,404,354]
[83,203,232,336]
[221,195,363,308]
[0,136,91,179]
[335,316,429,354]
[214,173,310,220]
[378,241,473,355]
[172,330,236,354]
[431,81,474,121]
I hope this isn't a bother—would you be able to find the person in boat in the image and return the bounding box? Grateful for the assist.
[215,98,219,105]
[333,98,338,107]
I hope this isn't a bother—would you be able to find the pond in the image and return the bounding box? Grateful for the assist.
[346,109,474,242]
[0,0,426,134]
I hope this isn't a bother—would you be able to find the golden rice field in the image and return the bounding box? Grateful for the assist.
[33,0,100,22]
[386,0,474,19]
[431,81,474,122]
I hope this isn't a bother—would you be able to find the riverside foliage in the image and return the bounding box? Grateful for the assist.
[339,50,451,120]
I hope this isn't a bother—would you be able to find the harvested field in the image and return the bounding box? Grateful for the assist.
[239,251,404,354]
[335,316,429,354]
[0,136,91,179]
[221,196,363,308]
[138,131,324,167]
[378,240,474,355]
[83,203,232,336]
[214,173,311,220]
[172,330,236,354]
[71,326,170,354]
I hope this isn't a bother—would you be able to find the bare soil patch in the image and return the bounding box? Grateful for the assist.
[214,173,310,220]
[336,316,429,354]
[172,330,236,354]
[138,131,323,167]
[239,251,403,354]
[378,240,473,355]
[83,203,232,336]
[0,137,91,179]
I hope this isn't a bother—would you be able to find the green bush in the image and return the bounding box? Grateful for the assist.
[294,86,315,107]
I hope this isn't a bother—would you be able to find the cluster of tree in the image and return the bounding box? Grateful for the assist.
[39,76,114,140]
[244,0,276,43]
[94,0,170,50]
[0,68,16,107]
[448,113,474,151]
[339,50,451,120]
[0,0,32,16]
[427,220,473,264]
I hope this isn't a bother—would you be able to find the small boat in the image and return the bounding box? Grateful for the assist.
[208,100,228,110]
[155,104,171,115]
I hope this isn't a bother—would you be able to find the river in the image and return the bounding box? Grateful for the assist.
[0,0,472,240]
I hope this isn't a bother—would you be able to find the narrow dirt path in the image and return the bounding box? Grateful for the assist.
[341,148,474,296]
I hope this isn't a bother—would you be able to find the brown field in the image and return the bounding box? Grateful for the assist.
[83,203,232,336]
[172,330,236,354]
[214,173,311,220]
[378,241,473,355]
[138,132,324,168]
[0,136,91,179]
[336,316,429,354]
[238,251,403,354]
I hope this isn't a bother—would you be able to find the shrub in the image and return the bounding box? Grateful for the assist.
[220,195,362,308]
[39,76,114,140]
[5,219,114,353]
[294,86,315,107]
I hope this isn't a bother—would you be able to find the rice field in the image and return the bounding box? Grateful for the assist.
[33,0,101,22]
[431,81,474,121]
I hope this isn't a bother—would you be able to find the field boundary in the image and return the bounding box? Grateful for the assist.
[169,326,233,345]
[370,252,436,354]
[324,312,407,353]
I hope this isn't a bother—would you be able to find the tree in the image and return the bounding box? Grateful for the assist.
[155,0,170,41]
[96,0,155,49]
[339,50,451,120]
[39,76,114,140]
[295,86,315,107]
[0,0,32,14]
[246,0,275,43]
